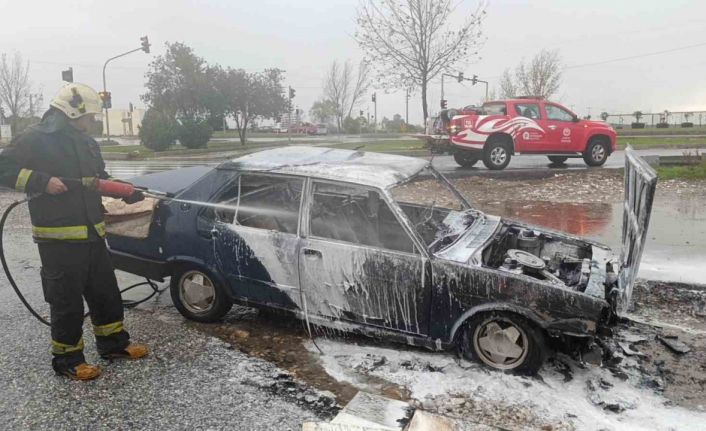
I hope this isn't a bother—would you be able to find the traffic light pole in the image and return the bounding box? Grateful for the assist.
[102,47,143,141]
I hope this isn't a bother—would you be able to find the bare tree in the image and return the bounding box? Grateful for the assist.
[0,52,42,133]
[498,70,516,99]
[356,0,487,121]
[502,49,562,99]
[323,59,371,131]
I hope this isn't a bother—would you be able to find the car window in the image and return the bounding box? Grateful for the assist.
[482,103,507,115]
[209,174,303,235]
[545,104,574,122]
[515,103,541,119]
[309,181,415,254]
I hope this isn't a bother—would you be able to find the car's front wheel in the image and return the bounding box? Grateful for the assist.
[482,139,512,170]
[453,150,480,168]
[170,264,233,322]
[583,138,610,167]
[459,311,546,375]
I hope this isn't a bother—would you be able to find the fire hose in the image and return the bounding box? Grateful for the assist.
[0,178,173,327]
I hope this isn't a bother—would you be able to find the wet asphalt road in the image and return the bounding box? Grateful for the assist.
[0,197,327,430]
[104,147,693,179]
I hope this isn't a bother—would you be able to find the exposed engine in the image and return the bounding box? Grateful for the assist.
[482,224,593,291]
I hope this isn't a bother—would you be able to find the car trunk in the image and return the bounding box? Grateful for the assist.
[617,146,658,314]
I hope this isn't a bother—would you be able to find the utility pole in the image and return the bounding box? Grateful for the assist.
[288,86,295,143]
[405,88,410,125]
[102,36,150,142]
[372,92,377,132]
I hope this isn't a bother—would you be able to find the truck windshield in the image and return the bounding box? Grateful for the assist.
[390,168,476,251]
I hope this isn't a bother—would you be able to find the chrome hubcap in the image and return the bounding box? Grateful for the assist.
[490,147,507,165]
[179,271,216,314]
[592,144,606,161]
[473,319,528,369]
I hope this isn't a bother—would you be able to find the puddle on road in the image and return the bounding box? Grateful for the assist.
[188,308,410,405]
[479,196,706,285]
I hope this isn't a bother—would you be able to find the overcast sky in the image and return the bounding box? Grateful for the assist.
[1,0,705,124]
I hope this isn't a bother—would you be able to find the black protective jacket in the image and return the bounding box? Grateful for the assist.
[0,110,111,241]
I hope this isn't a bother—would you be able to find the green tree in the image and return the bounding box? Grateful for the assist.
[309,99,336,124]
[142,42,218,120]
[213,67,287,145]
[633,111,643,123]
[139,109,179,151]
[179,118,213,149]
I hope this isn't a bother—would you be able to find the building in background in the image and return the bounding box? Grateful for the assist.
[102,107,146,137]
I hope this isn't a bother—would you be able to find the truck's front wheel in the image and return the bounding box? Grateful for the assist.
[453,150,480,168]
[583,138,610,167]
[483,138,512,170]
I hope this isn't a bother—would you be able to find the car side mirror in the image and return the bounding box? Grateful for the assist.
[572,115,580,123]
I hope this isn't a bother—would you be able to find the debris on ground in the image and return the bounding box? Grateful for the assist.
[658,336,692,354]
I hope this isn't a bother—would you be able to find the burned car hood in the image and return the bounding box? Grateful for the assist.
[435,146,656,315]
[128,165,212,195]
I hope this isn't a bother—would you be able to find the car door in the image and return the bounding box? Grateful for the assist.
[298,179,430,335]
[543,103,584,152]
[511,102,548,152]
[207,173,304,310]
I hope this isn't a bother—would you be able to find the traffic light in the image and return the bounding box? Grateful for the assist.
[62,67,73,83]
[289,87,296,99]
[471,75,478,85]
[140,36,150,54]
[457,72,464,83]
[371,93,376,103]
[440,99,447,109]
[99,91,112,109]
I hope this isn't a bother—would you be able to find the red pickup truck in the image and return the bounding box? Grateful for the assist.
[425,98,617,170]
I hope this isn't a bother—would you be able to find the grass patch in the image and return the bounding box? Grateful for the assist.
[656,161,706,180]
[617,136,706,148]
[328,139,426,152]
[616,126,706,136]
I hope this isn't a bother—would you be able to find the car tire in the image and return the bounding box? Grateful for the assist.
[453,150,480,168]
[547,156,568,164]
[583,138,610,167]
[170,264,233,322]
[459,311,546,375]
[482,138,512,170]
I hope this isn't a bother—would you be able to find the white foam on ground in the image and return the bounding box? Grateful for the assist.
[307,339,706,431]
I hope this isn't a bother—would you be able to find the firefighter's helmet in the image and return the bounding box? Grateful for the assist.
[50,83,103,119]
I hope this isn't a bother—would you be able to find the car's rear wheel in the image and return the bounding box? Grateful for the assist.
[453,150,480,168]
[548,156,568,164]
[459,311,546,375]
[482,138,512,170]
[170,264,233,322]
[583,138,610,167]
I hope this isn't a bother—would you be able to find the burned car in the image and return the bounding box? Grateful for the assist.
[107,146,656,374]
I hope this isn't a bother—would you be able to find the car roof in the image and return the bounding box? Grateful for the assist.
[218,146,429,188]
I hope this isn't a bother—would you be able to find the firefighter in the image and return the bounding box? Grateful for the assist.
[0,83,148,380]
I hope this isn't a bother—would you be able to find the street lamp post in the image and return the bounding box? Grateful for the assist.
[102,36,150,142]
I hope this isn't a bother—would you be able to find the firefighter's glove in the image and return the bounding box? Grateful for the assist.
[123,189,145,205]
